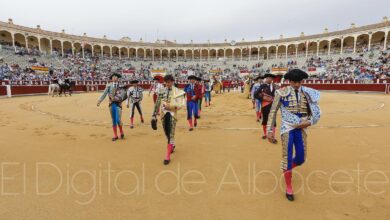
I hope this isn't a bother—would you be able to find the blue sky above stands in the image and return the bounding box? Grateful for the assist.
[1,0,389,43]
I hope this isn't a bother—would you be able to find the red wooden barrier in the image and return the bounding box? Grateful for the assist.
[0,86,6,96]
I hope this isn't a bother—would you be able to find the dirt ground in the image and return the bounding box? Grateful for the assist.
[0,91,390,219]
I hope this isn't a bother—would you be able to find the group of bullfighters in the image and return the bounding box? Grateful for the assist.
[97,69,321,202]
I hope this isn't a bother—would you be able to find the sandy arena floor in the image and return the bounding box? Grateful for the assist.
[0,91,390,219]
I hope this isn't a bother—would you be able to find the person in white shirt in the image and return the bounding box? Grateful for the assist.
[149,76,164,114]
[126,80,144,129]
[149,76,164,102]
[152,75,185,165]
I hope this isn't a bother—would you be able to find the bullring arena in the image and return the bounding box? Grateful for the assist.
[1,91,390,219]
[1,1,390,219]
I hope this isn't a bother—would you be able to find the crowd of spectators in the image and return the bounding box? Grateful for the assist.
[1,41,389,83]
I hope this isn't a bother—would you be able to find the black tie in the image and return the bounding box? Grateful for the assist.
[295,89,299,104]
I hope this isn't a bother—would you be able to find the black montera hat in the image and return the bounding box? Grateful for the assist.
[284,69,309,82]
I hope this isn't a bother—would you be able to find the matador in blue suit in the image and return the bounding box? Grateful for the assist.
[267,69,321,202]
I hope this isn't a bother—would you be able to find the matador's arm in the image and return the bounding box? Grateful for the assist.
[266,92,282,133]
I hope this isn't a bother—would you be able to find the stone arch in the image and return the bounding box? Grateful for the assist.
[277,45,287,58]
[297,43,306,56]
[356,34,369,53]
[343,36,355,53]
[225,48,233,59]
[52,39,62,55]
[170,49,177,60]
[39,38,51,54]
[129,48,136,59]
[14,33,26,47]
[287,44,296,57]
[371,31,385,50]
[27,35,39,50]
[93,45,102,56]
[178,49,185,60]
[137,48,145,60]
[201,49,208,60]
[120,47,128,58]
[318,40,330,55]
[162,49,169,60]
[84,43,92,56]
[193,49,200,60]
[103,45,111,57]
[145,48,152,60]
[185,49,192,60]
[153,49,161,60]
[63,41,72,55]
[307,41,317,56]
[0,30,13,46]
[250,47,259,60]
[217,49,224,59]
[73,42,82,55]
[259,47,267,59]
[330,38,342,54]
[268,46,277,59]
[233,48,241,60]
[209,49,217,60]
[111,46,119,57]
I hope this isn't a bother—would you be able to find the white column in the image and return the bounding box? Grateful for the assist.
[340,38,344,54]
[176,50,179,61]
[82,46,85,58]
[71,43,75,56]
[101,46,104,57]
[240,49,243,61]
[316,42,319,56]
[384,32,388,51]
[368,34,372,51]
[328,40,331,55]
[266,47,269,60]
[276,46,278,59]
[110,47,113,58]
[353,36,357,53]
[224,49,226,60]
[144,49,146,60]
[38,38,42,53]
[295,46,298,58]
[50,40,53,55]
[305,42,309,57]
[91,45,94,57]
[258,47,260,61]
[12,34,16,52]
[152,49,155,61]
[285,46,288,58]
[127,48,130,58]
[25,36,28,50]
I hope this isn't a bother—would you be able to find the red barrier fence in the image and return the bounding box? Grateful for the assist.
[303,83,387,92]
[0,86,6,96]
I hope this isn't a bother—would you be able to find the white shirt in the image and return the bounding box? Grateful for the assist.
[150,82,164,95]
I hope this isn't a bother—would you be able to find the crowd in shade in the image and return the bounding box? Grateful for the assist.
[0,41,389,82]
